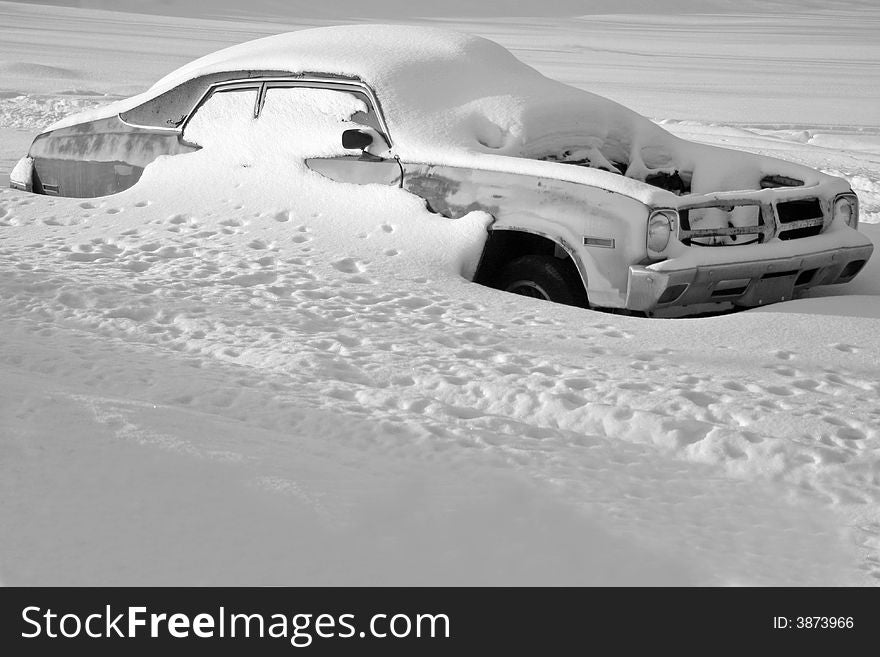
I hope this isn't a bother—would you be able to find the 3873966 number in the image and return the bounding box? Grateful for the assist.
[796,617,854,629]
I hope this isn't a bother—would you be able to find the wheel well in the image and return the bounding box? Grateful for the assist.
[473,230,588,299]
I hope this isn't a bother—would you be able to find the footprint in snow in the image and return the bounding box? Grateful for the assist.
[835,426,868,443]
[562,377,594,391]
[678,390,717,408]
[592,323,633,339]
[822,416,870,443]
[619,382,653,392]
[331,258,365,274]
[764,364,798,377]
[764,385,794,397]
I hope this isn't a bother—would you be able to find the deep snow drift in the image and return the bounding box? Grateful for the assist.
[1,1,879,585]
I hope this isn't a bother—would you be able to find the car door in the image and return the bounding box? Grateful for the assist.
[255,82,402,186]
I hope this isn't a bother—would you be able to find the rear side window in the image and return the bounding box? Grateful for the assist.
[119,71,288,129]
[181,87,259,147]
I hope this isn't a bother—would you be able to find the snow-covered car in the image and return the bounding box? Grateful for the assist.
[10,25,873,314]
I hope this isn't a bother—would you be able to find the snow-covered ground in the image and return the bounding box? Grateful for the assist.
[1,1,879,585]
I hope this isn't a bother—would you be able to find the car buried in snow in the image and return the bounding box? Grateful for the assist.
[9,25,873,316]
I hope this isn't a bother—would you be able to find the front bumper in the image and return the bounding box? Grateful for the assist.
[625,243,874,311]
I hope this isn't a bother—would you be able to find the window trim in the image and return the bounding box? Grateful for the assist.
[164,76,394,148]
[117,70,292,131]
[116,118,183,133]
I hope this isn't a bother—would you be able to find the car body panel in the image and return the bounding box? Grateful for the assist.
[305,156,402,187]
[27,116,196,197]
[399,162,650,307]
[628,240,873,311]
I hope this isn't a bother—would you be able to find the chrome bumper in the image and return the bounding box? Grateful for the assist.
[626,243,874,311]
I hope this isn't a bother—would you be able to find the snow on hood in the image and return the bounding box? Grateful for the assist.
[43,24,831,204]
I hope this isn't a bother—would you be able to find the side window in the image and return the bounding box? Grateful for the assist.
[182,87,259,147]
[258,86,382,155]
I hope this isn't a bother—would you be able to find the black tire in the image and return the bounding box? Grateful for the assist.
[494,255,588,307]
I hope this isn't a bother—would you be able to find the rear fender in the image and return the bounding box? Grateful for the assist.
[10,156,34,192]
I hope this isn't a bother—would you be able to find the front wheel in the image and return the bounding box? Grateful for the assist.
[494,255,588,308]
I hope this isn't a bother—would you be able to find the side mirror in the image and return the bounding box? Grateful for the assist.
[342,129,373,150]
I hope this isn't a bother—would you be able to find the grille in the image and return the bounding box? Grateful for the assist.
[678,205,769,247]
[677,197,828,247]
[776,198,824,240]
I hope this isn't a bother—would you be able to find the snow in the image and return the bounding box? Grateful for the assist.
[184,86,375,162]
[1,0,880,586]
[31,22,850,212]
[9,154,30,187]
[41,24,687,205]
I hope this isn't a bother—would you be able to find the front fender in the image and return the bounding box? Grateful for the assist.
[402,161,649,307]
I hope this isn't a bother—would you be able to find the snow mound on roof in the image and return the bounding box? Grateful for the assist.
[41,24,831,202]
[148,24,510,91]
[151,24,659,158]
[46,25,654,156]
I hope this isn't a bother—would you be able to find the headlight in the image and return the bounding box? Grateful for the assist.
[833,192,859,229]
[647,209,677,258]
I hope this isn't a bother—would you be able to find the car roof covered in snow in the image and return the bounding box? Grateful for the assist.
[160,25,657,154]
[41,24,828,204]
[46,25,649,153]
